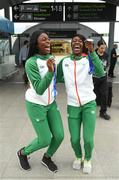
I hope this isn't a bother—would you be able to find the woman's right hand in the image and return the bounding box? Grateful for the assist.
[47,58,55,72]
[85,39,94,53]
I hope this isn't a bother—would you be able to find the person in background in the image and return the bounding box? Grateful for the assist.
[19,40,29,84]
[108,44,119,78]
[57,34,105,174]
[93,40,110,120]
[17,31,64,173]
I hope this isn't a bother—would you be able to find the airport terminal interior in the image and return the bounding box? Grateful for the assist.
[0,0,119,180]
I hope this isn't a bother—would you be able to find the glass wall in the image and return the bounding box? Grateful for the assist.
[0,39,10,64]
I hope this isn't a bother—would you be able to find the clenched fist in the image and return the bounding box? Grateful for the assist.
[85,39,94,53]
[47,58,55,72]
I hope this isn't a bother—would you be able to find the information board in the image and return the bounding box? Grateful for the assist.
[12,3,63,22]
[12,2,116,22]
[65,3,116,22]
[46,30,77,38]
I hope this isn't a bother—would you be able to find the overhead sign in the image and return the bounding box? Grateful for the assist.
[91,33,109,37]
[65,3,116,22]
[12,3,63,22]
[100,0,119,5]
[12,2,116,22]
[46,30,77,38]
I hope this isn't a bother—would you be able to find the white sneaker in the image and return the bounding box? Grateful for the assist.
[83,160,92,174]
[73,158,82,170]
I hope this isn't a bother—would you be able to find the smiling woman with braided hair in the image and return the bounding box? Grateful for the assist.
[17,31,64,173]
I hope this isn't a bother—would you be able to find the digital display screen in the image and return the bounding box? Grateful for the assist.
[12,3,63,22]
[12,2,116,22]
[46,30,76,38]
[65,3,116,22]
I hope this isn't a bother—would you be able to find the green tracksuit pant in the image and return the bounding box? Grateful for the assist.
[23,100,64,157]
[67,100,96,161]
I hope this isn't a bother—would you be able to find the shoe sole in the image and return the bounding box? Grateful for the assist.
[73,167,81,170]
[73,164,81,170]
[100,116,110,120]
[83,169,91,174]
[83,166,92,174]
[41,161,58,173]
[17,153,31,171]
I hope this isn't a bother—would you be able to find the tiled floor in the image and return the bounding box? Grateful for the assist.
[0,63,119,180]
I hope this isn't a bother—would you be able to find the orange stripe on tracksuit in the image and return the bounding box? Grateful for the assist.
[48,87,50,104]
[74,60,81,106]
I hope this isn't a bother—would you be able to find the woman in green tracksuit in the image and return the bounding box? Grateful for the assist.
[57,35,105,174]
[17,31,64,172]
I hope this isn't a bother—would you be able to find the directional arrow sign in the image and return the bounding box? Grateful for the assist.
[14,6,19,11]
[14,14,19,19]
